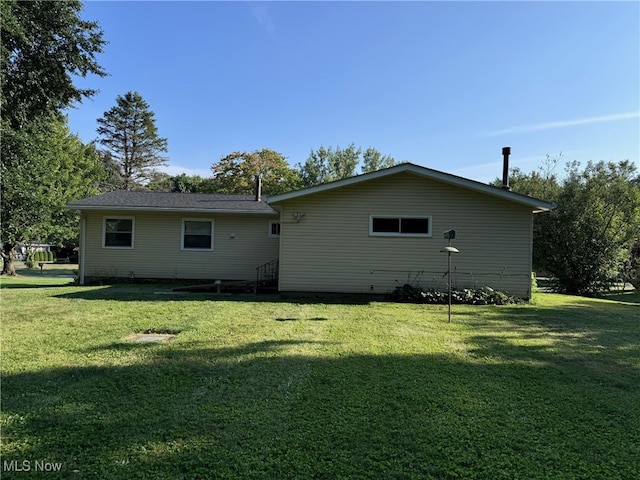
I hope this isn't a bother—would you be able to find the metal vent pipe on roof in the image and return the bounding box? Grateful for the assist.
[501,146,511,191]
[255,175,262,202]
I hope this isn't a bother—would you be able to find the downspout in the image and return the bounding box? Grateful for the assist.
[527,213,533,299]
[274,205,283,293]
[79,214,86,285]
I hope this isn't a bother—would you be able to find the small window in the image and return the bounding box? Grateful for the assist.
[370,216,432,237]
[269,221,281,238]
[104,217,134,248]
[182,219,213,250]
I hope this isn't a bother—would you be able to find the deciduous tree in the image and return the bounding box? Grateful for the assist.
[96,91,168,190]
[362,147,395,173]
[146,172,173,192]
[147,172,214,193]
[1,0,106,129]
[1,0,106,274]
[298,144,361,187]
[211,149,301,195]
[298,144,395,187]
[97,150,126,192]
[503,158,640,294]
[1,116,104,274]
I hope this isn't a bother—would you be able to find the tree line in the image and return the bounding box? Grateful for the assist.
[93,90,397,194]
[493,155,640,295]
[145,145,396,196]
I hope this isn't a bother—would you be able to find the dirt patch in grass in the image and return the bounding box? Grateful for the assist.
[126,329,181,342]
[126,333,177,342]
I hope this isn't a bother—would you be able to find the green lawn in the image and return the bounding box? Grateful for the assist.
[1,274,639,479]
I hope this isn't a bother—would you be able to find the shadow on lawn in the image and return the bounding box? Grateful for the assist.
[53,285,377,305]
[0,278,76,289]
[453,297,640,352]
[3,319,639,480]
[82,339,334,356]
[275,316,329,322]
[0,266,77,289]
[597,290,640,306]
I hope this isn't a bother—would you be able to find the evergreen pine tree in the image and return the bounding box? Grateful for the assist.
[96,92,168,190]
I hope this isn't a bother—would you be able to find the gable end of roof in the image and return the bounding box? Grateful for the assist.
[268,163,556,212]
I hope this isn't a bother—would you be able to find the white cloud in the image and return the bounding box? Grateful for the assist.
[484,111,640,137]
[157,164,212,178]
[248,2,276,37]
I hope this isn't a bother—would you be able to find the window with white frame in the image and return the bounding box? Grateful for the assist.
[182,219,214,250]
[269,221,281,238]
[369,215,432,237]
[103,217,134,248]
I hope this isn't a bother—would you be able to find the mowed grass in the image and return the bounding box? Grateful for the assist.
[1,274,639,479]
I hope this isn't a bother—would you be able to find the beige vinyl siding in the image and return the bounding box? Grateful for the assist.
[275,172,534,298]
[81,211,279,282]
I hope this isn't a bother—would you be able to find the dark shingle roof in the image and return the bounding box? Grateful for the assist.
[67,190,278,214]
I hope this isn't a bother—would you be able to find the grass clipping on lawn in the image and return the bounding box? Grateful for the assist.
[1,276,639,479]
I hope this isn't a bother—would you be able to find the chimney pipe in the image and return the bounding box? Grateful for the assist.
[501,146,511,190]
[255,175,262,202]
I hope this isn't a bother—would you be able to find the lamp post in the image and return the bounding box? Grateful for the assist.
[441,230,459,323]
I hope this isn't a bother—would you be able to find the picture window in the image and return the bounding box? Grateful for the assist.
[370,216,432,237]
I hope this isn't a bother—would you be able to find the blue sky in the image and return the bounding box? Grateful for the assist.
[66,1,640,183]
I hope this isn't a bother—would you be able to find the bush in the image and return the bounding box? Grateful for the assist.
[27,251,57,265]
[390,284,428,303]
[25,255,35,269]
[391,284,520,305]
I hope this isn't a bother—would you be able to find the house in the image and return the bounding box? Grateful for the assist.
[66,190,280,286]
[15,242,55,260]
[67,162,555,298]
[268,163,554,298]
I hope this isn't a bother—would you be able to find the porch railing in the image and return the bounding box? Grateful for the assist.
[255,258,279,294]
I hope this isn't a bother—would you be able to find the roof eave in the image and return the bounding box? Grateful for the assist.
[66,205,279,215]
[532,204,557,214]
